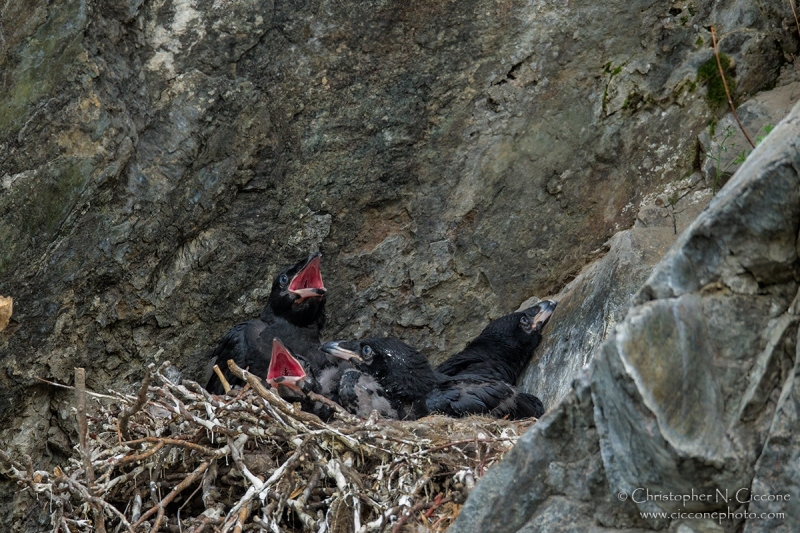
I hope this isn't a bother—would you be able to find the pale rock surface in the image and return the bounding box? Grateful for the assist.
[451,99,800,533]
[0,296,11,332]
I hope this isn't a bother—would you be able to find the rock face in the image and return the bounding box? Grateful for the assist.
[520,80,800,413]
[517,162,714,412]
[0,0,799,527]
[519,225,678,410]
[701,81,800,192]
[451,102,800,532]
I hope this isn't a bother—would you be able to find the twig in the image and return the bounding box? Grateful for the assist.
[132,461,211,528]
[179,473,206,513]
[228,434,266,490]
[201,461,218,509]
[307,390,360,423]
[280,463,324,528]
[74,368,97,488]
[121,437,228,458]
[152,389,237,436]
[212,365,232,394]
[710,26,755,148]
[789,0,800,43]
[149,504,167,533]
[424,493,444,518]
[231,502,251,533]
[34,376,121,400]
[411,436,517,456]
[187,515,223,533]
[119,367,152,441]
[117,441,165,464]
[391,496,453,533]
[56,475,133,533]
[222,439,309,528]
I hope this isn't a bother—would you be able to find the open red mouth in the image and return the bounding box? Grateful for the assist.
[267,338,307,390]
[288,254,326,301]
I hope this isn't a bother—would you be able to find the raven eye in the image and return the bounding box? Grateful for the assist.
[362,345,373,358]
[279,274,289,286]
[520,315,530,326]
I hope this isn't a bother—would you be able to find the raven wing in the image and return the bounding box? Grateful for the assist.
[206,319,268,394]
[424,377,544,420]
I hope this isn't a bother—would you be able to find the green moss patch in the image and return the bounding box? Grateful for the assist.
[0,0,87,135]
[697,54,735,109]
[0,159,93,277]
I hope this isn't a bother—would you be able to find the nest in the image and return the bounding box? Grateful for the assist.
[0,362,536,533]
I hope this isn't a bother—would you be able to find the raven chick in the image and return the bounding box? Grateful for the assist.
[268,340,396,420]
[337,369,399,419]
[435,300,556,385]
[205,252,327,394]
[322,337,544,420]
[264,337,337,421]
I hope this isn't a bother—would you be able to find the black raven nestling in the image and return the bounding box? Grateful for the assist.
[264,337,395,420]
[321,337,544,420]
[264,337,337,420]
[435,300,556,385]
[205,252,328,394]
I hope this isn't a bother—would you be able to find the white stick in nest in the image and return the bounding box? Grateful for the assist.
[222,441,308,528]
[326,460,349,494]
[228,434,265,491]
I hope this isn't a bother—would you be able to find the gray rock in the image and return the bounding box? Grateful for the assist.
[521,166,716,411]
[742,334,800,532]
[451,101,800,532]
[519,226,678,410]
[700,82,800,191]
[1,0,792,387]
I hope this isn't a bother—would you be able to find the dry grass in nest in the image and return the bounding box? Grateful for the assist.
[0,361,536,532]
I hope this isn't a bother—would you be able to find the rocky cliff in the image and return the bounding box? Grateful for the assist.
[1,0,799,530]
[452,96,800,533]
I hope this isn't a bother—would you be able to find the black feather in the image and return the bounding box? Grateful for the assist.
[436,300,555,385]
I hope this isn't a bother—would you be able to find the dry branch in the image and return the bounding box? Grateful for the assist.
[212,364,232,394]
[0,363,537,532]
[790,0,800,43]
[132,461,211,528]
[74,368,95,486]
[119,366,152,441]
[710,26,755,148]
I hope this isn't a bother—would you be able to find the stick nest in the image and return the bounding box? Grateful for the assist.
[1,362,536,533]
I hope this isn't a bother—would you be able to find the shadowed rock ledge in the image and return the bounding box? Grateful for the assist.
[451,102,800,533]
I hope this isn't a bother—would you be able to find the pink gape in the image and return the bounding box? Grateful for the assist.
[266,338,306,391]
[288,254,326,302]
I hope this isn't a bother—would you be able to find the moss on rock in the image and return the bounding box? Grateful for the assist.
[697,53,736,108]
